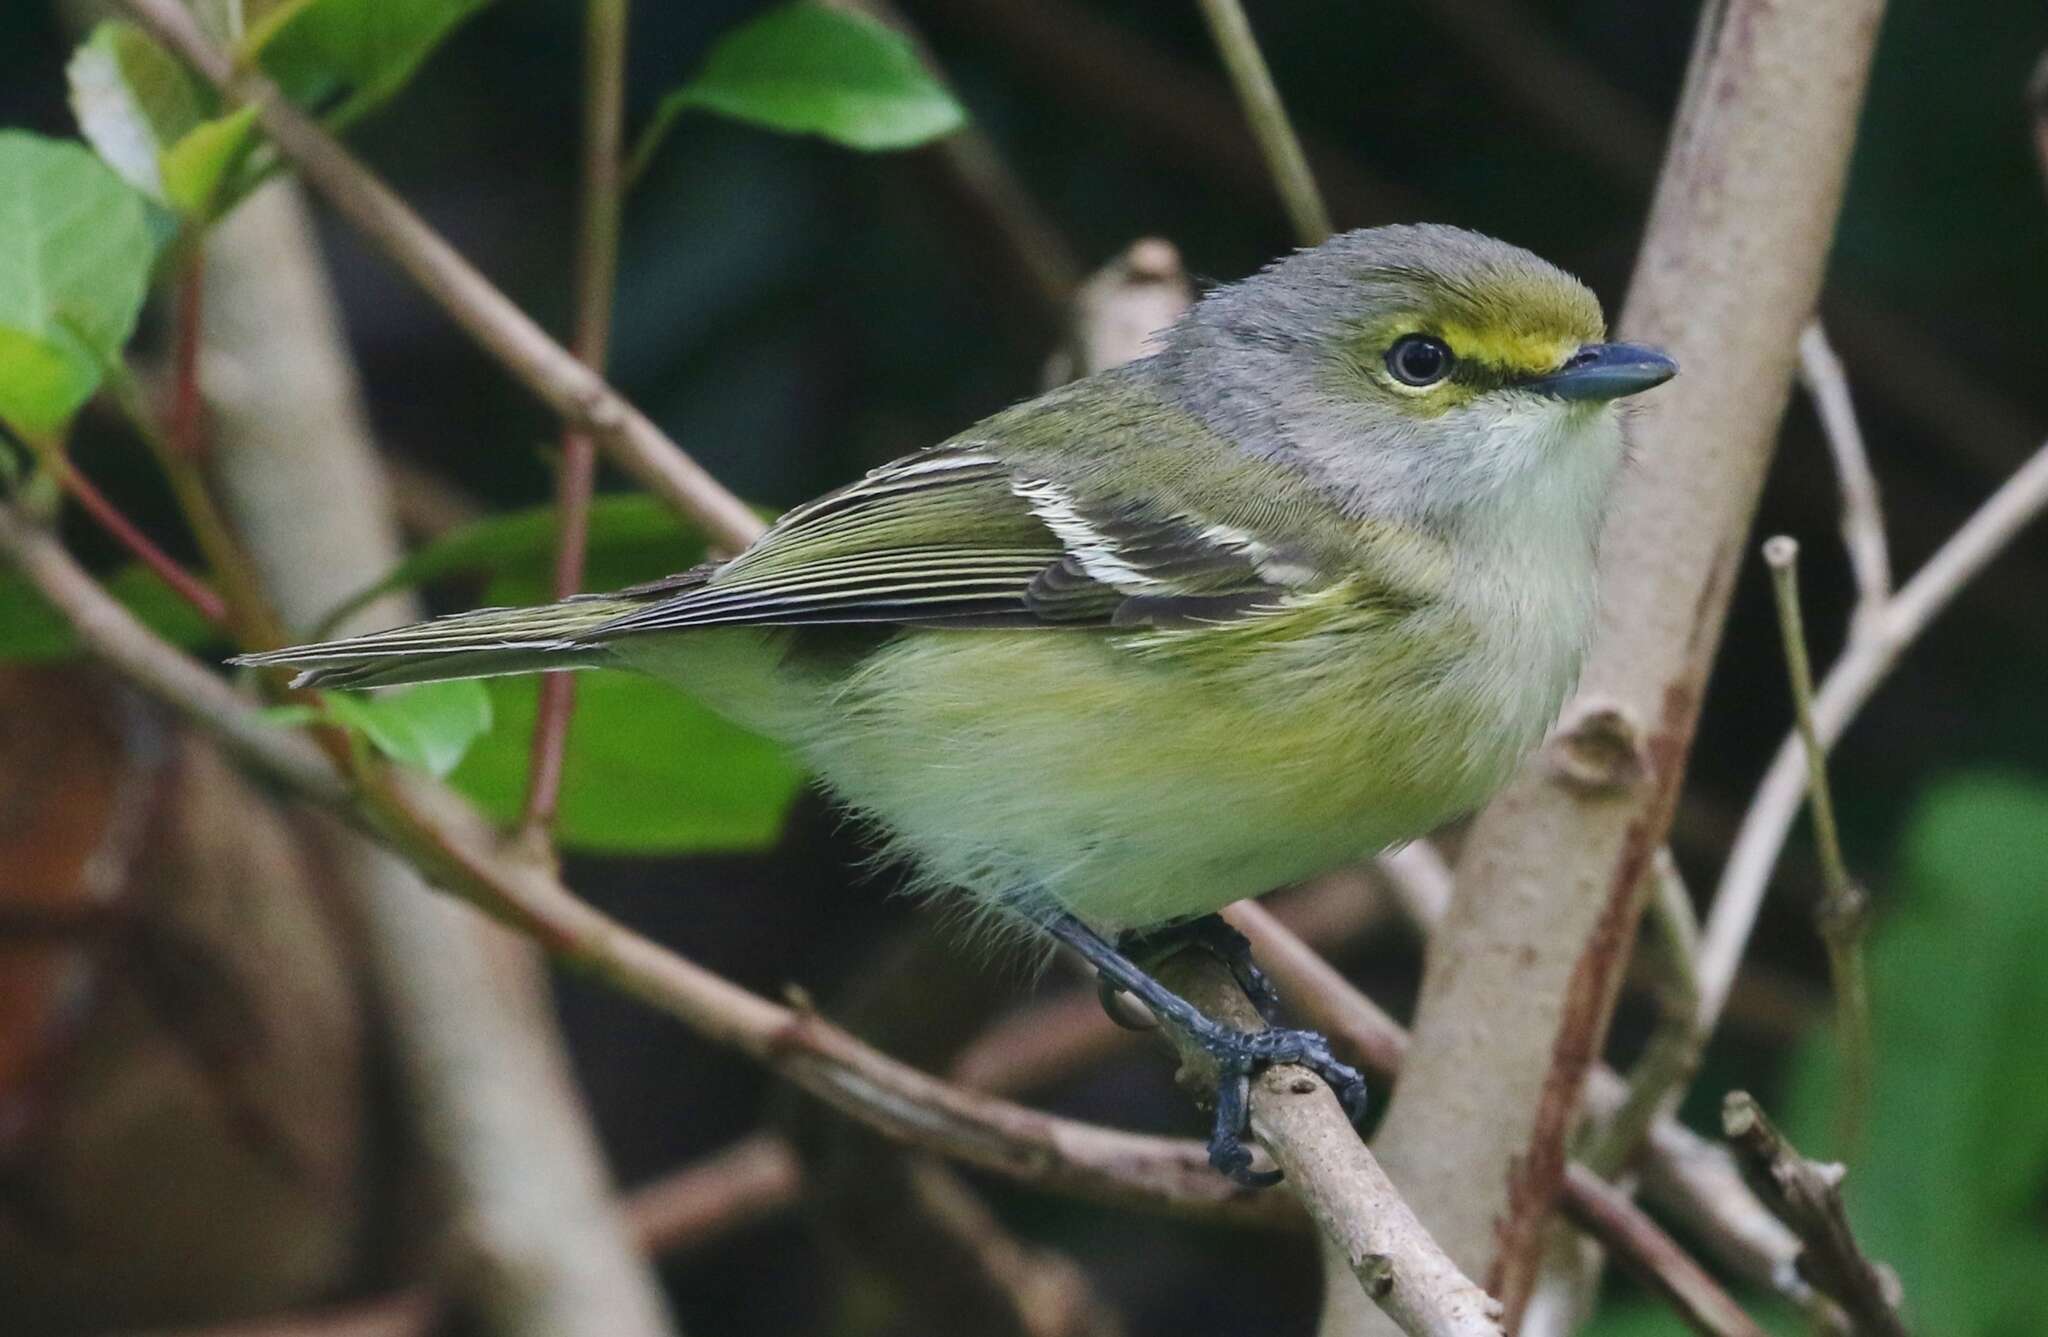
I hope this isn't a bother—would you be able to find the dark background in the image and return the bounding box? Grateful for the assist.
[4,2,2045,1334]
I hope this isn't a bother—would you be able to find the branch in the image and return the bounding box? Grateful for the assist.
[1557,1166,1767,1337]
[119,0,763,554]
[1761,537,1872,1151]
[1358,0,1889,1322]
[1720,1093,1906,1337]
[1193,0,1331,245]
[1151,950,1504,1337]
[1797,325,1891,629]
[46,457,228,625]
[521,0,630,842]
[1701,433,2048,1026]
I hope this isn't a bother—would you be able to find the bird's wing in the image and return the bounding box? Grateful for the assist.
[583,446,1323,639]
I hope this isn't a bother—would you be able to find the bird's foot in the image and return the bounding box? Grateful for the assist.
[1046,912,1369,1188]
[1119,915,1284,1024]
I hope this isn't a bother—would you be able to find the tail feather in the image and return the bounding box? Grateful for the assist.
[231,595,641,690]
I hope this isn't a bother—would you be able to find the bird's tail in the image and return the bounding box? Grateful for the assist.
[231,595,642,690]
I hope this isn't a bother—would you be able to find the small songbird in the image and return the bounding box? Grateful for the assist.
[238,224,1675,1183]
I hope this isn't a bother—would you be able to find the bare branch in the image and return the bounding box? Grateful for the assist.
[1721,1093,1906,1337]
[1702,435,2048,1025]
[1558,1166,1767,1337]
[1797,325,1891,627]
[1194,0,1331,245]
[118,0,763,553]
[1762,538,1872,1150]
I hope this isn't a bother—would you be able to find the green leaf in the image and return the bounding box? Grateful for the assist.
[632,2,965,177]
[324,679,492,778]
[0,564,220,663]
[252,0,495,128]
[448,672,805,855]
[160,105,262,219]
[0,133,157,436]
[1780,774,2048,1334]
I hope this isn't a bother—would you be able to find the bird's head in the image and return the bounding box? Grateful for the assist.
[1158,224,1676,532]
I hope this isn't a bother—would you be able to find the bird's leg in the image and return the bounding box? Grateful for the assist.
[1119,915,1284,1024]
[1044,912,1368,1187]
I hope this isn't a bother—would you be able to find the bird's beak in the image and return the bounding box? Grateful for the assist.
[1529,342,1678,402]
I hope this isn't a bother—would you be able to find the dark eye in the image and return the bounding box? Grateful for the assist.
[1386,334,1454,387]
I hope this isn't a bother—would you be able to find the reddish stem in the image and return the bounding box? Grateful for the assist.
[168,250,208,460]
[57,465,228,625]
[519,0,628,840]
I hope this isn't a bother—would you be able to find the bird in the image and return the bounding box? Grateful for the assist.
[235,224,1676,1183]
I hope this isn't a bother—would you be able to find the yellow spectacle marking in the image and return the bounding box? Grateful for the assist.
[1436,322,1579,377]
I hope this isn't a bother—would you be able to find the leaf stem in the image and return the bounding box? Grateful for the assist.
[1762,536,1871,1154]
[520,0,630,844]
[50,457,228,624]
[1193,0,1331,245]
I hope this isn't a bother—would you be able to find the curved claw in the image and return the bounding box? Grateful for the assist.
[1208,1073,1284,1187]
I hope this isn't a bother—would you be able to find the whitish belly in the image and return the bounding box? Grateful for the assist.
[621,624,1545,932]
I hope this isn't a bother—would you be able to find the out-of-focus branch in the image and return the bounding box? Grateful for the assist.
[119,0,763,553]
[2028,52,2048,202]
[1194,0,1330,245]
[1761,538,1871,1151]
[43,455,228,624]
[1360,0,1888,1325]
[834,0,1082,327]
[520,0,629,843]
[1557,1167,1766,1337]
[198,183,676,1337]
[916,0,1424,226]
[1702,434,2048,1025]
[134,1136,803,1337]
[1720,1094,1906,1337]
[1797,325,1890,630]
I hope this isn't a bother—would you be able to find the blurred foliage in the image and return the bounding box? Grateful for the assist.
[0,562,218,658]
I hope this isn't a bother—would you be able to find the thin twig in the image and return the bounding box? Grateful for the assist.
[104,341,290,649]
[1706,438,2048,1024]
[1762,537,1871,1154]
[1720,1093,1906,1337]
[47,459,228,624]
[1797,325,1891,630]
[520,0,629,842]
[1557,1165,1767,1337]
[2029,51,2048,203]
[119,0,764,553]
[1193,0,1331,246]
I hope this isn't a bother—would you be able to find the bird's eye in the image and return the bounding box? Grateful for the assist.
[1385,334,1454,387]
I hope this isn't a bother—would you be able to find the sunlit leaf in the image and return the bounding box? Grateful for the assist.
[324,678,493,778]
[631,2,965,178]
[0,132,157,436]
[67,21,210,201]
